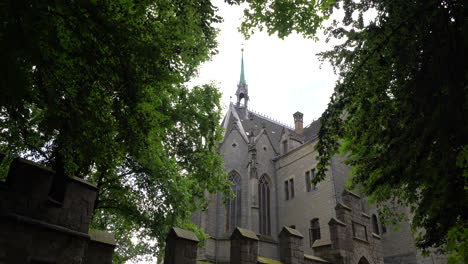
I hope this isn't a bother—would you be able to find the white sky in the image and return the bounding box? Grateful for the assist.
[190,1,338,127]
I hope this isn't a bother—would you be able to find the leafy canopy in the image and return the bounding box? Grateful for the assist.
[238,0,467,258]
[1,0,231,262]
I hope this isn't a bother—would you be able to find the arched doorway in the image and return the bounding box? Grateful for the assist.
[358,257,370,264]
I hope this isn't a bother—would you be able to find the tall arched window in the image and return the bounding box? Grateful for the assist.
[372,214,380,234]
[259,174,271,235]
[226,172,241,232]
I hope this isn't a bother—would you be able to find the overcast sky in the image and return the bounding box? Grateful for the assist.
[190,1,338,128]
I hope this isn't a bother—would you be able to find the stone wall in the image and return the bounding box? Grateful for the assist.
[314,190,384,264]
[380,205,448,264]
[276,140,337,256]
[0,156,115,263]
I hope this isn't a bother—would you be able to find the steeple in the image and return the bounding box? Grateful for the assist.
[236,48,249,108]
[239,49,246,85]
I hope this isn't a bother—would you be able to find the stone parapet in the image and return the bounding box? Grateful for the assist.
[0,155,115,263]
[279,226,304,264]
[164,227,199,264]
[230,227,259,264]
[328,217,348,251]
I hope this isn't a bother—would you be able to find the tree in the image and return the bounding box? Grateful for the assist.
[0,0,231,262]
[238,0,467,259]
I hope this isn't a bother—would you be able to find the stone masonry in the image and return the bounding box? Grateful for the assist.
[230,227,259,264]
[0,154,115,263]
[279,226,305,264]
[164,227,199,264]
[313,190,383,264]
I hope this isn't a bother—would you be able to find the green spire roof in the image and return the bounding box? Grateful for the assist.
[239,48,246,85]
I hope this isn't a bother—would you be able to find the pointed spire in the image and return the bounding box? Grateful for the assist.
[239,48,246,85]
[236,46,249,109]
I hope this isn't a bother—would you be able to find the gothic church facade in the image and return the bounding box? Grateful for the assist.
[191,52,447,264]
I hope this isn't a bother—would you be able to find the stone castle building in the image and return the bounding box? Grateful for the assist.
[191,52,447,264]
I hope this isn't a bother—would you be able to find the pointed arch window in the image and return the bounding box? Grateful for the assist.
[259,174,271,235]
[226,172,241,232]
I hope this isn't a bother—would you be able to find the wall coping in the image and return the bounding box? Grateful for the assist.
[69,176,98,190]
[372,233,381,240]
[361,212,371,218]
[304,254,331,263]
[280,226,304,238]
[1,212,90,239]
[258,234,278,244]
[258,256,283,264]
[335,202,352,211]
[89,229,116,246]
[11,158,55,174]
[328,217,346,227]
[170,227,199,242]
[344,189,361,199]
[231,227,259,241]
[311,239,332,248]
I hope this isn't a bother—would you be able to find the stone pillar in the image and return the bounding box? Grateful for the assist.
[164,227,199,264]
[328,217,348,251]
[279,226,304,264]
[230,227,259,264]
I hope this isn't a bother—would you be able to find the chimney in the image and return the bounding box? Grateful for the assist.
[293,111,304,135]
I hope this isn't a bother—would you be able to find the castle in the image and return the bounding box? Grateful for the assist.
[191,51,448,264]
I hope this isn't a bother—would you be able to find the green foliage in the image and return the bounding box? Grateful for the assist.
[240,0,467,254]
[1,0,230,261]
[0,152,13,181]
[446,222,468,264]
[229,0,334,39]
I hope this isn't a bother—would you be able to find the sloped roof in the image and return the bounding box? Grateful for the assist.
[234,106,296,152]
[170,227,199,242]
[303,119,321,142]
[222,104,321,153]
[232,227,259,240]
[280,226,304,238]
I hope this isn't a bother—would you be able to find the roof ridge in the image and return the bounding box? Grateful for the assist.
[304,118,320,129]
[247,107,294,130]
